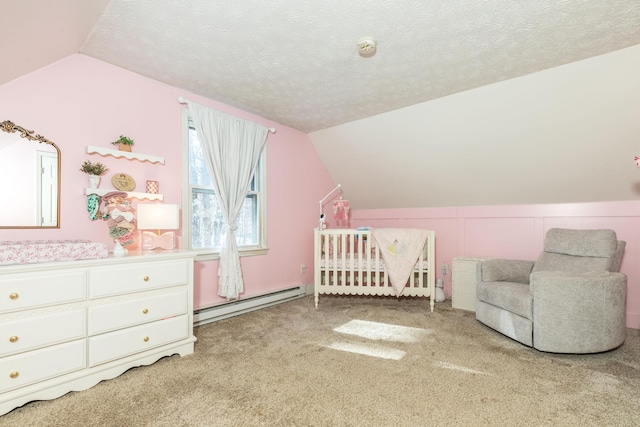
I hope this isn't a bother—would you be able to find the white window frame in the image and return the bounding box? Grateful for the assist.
[181,109,268,260]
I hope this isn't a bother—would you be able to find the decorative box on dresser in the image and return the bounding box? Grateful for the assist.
[0,250,196,416]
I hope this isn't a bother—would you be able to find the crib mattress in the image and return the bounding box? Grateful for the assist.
[319,257,429,271]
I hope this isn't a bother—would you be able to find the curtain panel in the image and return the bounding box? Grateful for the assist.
[188,101,269,299]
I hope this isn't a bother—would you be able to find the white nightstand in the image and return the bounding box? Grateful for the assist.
[451,257,485,312]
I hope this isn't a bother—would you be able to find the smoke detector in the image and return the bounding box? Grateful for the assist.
[357,37,377,57]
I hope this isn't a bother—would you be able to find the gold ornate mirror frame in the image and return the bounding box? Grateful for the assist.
[0,120,61,229]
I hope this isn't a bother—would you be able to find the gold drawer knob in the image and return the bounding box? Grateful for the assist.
[9,371,19,379]
[9,336,18,343]
[142,308,149,314]
[143,336,150,342]
[143,276,149,282]
[9,293,19,300]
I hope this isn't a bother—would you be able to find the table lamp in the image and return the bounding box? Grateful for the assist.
[137,203,179,250]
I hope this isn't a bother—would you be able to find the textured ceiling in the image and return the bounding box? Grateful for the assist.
[80,1,640,132]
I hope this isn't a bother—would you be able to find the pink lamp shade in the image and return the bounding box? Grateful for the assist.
[137,204,179,250]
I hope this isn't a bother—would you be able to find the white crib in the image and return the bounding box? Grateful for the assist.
[314,228,436,311]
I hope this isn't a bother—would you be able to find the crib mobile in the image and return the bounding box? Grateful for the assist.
[319,184,349,228]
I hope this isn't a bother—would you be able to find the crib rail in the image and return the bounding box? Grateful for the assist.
[313,228,435,311]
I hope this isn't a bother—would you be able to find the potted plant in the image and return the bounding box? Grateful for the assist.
[111,135,135,152]
[80,160,109,188]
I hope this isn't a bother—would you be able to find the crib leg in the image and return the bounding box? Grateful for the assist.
[314,293,319,308]
[430,298,434,312]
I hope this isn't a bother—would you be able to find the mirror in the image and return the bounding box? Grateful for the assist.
[0,120,61,228]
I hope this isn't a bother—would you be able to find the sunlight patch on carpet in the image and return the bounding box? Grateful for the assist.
[434,361,489,375]
[324,341,406,360]
[333,319,431,343]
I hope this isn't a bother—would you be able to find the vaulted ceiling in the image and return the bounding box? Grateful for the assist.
[3,1,640,133]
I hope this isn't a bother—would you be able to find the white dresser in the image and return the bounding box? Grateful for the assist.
[0,251,196,415]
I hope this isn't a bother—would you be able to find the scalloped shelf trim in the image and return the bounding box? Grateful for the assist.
[85,188,164,201]
[86,146,165,164]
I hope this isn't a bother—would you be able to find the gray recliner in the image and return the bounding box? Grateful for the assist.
[476,228,627,353]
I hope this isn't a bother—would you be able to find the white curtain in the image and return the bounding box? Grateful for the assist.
[188,101,269,300]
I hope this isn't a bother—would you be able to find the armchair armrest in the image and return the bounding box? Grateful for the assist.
[530,271,627,353]
[481,259,534,284]
[529,270,626,297]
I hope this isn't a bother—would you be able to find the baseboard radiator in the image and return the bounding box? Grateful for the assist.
[193,285,308,327]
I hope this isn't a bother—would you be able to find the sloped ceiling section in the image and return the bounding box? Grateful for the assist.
[0,0,109,86]
[81,1,640,133]
[309,45,640,209]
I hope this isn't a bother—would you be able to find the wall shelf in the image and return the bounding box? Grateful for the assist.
[85,188,163,201]
[86,146,165,164]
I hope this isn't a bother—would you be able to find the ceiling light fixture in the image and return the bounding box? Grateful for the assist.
[357,37,377,57]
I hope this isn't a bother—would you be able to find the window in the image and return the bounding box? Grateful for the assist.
[182,112,267,257]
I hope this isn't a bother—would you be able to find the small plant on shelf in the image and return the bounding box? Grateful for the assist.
[79,160,109,176]
[111,134,135,152]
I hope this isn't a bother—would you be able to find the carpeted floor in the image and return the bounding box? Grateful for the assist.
[3,295,640,426]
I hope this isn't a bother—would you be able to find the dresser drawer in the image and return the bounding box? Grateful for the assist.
[88,314,188,367]
[89,260,189,298]
[0,309,86,357]
[0,271,86,313]
[0,339,86,393]
[88,290,188,335]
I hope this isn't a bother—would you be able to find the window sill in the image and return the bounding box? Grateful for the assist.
[193,248,268,262]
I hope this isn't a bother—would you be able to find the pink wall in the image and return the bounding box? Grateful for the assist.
[0,54,335,309]
[6,54,637,328]
[352,200,640,329]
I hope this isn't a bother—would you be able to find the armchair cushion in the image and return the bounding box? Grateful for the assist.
[532,228,617,273]
[476,281,532,319]
[532,252,612,274]
[542,228,617,258]
[481,259,534,284]
[611,241,626,273]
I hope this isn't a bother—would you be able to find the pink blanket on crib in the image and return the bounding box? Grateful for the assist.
[371,228,429,296]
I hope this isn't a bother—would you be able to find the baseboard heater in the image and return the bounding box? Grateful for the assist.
[193,285,308,327]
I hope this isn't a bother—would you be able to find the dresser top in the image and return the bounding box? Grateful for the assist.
[0,250,197,274]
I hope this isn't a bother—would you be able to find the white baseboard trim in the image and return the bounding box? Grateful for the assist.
[194,284,311,327]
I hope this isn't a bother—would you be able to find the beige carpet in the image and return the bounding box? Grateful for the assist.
[3,295,640,426]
